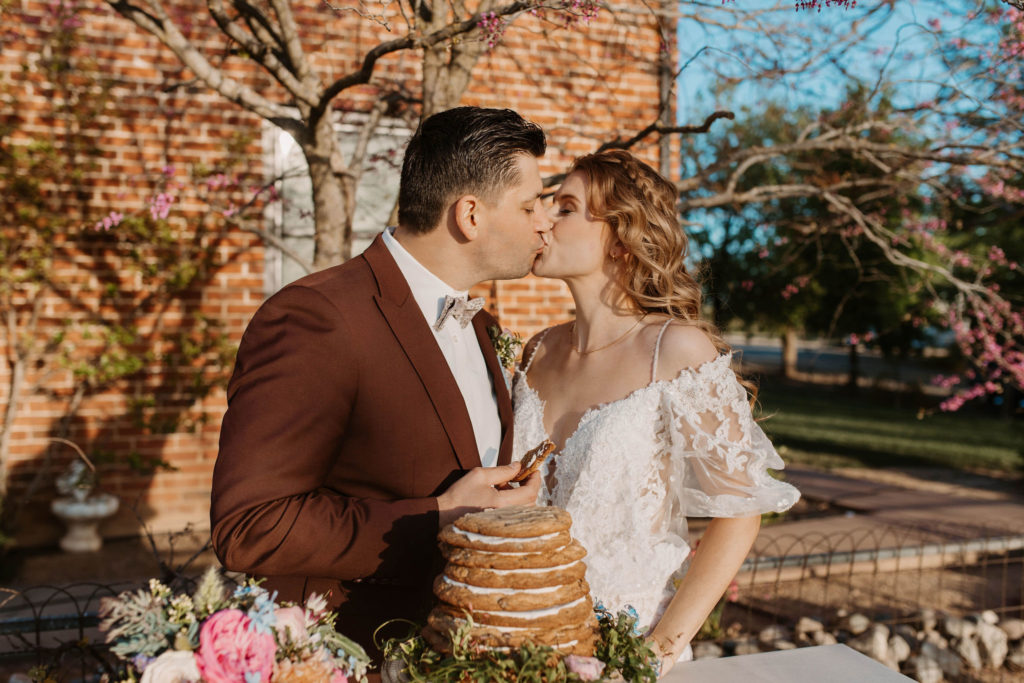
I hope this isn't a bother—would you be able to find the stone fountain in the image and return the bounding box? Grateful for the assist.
[50,460,119,552]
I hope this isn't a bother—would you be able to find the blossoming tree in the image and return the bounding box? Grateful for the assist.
[679,4,1023,410]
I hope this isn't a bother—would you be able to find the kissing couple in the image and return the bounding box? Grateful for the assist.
[210,106,799,678]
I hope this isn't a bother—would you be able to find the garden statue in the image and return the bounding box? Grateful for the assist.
[50,459,118,552]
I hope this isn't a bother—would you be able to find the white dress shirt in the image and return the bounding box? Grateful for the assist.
[382,228,502,467]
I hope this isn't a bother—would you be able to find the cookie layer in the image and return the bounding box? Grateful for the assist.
[438,525,571,553]
[440,539,587,569]
[427,609,598,653]
[454,505,571,537]
[436,594,594,627]
[434,574,590,612]
[443,560,587,589]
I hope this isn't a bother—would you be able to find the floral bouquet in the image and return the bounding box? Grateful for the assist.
[99,567,370,683]
[381,604,659,682]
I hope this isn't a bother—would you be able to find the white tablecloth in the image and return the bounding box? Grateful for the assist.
[662,644,913,682]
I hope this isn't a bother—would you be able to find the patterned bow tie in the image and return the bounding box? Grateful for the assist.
[434,295,485,331]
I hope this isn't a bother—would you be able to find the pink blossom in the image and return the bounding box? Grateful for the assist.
[93,210,123,232]
[330,672,349,683]
[195,609,276,683]
[565,655,606,681]
[988,246,1006,264]
[848,333,860,346]
[149,192,175,221]
[927,18,941,30]
[273,606,308,645]
[939,395,965,412]
[477,11,506,49]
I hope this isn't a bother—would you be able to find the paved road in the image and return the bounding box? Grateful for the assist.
[732,343,939,384]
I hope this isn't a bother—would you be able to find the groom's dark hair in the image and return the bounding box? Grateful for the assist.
[398,107,546,234]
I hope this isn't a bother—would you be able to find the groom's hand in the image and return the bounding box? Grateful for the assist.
[436,463,542,528]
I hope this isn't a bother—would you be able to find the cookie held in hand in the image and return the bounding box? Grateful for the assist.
[511,439,555,483]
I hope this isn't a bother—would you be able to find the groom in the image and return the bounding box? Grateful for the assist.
[210,107,548,661]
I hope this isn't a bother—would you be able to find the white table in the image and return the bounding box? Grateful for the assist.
[662,645,913,682]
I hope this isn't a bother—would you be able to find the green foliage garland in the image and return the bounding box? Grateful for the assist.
[382,607,659,682]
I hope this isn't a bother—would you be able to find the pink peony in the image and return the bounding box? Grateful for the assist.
[195,609,276,683]
[565,654,605,681]
[273,606,308,645]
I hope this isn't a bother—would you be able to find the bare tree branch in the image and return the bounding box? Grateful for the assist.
[233,0,288,57]
[205,0,318,107]
[317,0,541,117]
[596,111,736,153]
[268,0,315,86]
[106,0,303,133]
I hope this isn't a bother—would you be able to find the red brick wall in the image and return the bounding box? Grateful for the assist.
[0,0,675,546]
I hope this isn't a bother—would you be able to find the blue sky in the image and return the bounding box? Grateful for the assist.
[673,0,997,123]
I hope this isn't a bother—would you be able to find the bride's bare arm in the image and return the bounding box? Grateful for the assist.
[647,515,761,675]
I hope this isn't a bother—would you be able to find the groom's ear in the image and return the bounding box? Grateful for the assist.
[453,195,481,241]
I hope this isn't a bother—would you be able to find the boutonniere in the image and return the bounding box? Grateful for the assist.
[487,325,524,371]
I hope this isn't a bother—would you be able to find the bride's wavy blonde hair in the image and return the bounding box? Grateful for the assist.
[569,149,756,401]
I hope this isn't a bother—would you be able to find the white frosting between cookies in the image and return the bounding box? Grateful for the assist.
[458,548,565,558]
[441,576,562,595]
[485,561,580,576]
[452,528,563,545]
[475,596,587,619]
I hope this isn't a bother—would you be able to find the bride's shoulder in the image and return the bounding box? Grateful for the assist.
[648,320,723,383]
[519,322,571,372]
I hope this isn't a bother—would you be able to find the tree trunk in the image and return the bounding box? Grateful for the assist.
[306,114,353,268]
[420,1,490,120]
[848,342,860,391]
[781,327,798,379]
[0,355,26,500]
[657,1,673,179]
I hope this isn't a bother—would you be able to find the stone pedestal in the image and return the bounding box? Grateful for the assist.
[50,493,119,552]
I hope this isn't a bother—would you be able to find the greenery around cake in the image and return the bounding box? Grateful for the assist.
[381,604,660,682]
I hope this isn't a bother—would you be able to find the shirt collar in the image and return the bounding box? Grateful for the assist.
[382,227,467,323]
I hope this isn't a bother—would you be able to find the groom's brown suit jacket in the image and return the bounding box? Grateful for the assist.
[210,234,514,660]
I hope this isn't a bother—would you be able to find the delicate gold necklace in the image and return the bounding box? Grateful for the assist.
[571,314,648,355]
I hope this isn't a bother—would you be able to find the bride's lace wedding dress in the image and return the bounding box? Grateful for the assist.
[512,322,800,631]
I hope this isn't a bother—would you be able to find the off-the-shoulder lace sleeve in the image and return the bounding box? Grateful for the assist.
[658,355,800,518]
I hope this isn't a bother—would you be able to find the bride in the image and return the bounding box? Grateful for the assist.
[513,149,800,675]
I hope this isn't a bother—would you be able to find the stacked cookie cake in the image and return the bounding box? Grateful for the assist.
[425,505,599,655]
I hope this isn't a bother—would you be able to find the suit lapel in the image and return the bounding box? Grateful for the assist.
[473,313,515,466]
[364,236,482,471]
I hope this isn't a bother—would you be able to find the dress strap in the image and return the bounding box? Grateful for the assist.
[521,327,553,374]
[650,319,674,383]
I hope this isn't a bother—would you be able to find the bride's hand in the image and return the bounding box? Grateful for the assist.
[647,639,668,679]
[647,635,682,679]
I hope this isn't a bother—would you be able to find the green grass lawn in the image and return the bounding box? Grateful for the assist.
[756,381,1024,473]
